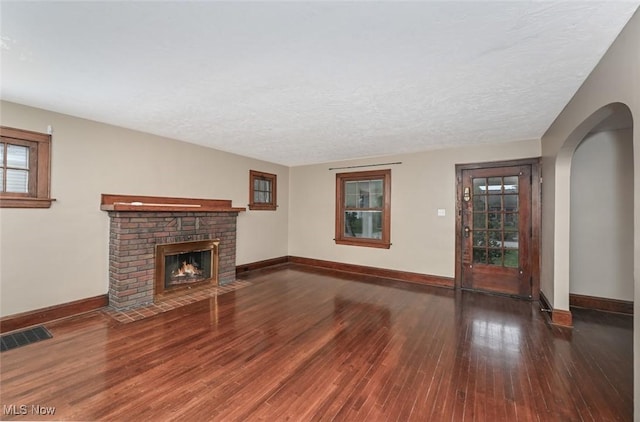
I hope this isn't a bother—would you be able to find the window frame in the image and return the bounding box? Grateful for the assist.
[0,126,53,208]
[335,169,391,249]
[249,170,277,211]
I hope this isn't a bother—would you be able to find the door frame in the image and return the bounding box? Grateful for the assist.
[455,157,541,300]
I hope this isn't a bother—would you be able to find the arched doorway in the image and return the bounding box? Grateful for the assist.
[553,102,634,322]
[570,108,634,310]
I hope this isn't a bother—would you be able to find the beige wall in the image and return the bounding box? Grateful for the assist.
[539,9,638,418]
[0,101,289,317]
[570,129,634,300]
[289,139,540,276]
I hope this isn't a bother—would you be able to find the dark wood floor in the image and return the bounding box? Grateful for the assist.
[0,265,633,421]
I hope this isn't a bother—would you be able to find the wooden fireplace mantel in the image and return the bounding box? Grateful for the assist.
[100,194,246,213]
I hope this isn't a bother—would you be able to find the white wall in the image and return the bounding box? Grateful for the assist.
[0,101,289,317]
[570,129,634,300]
[289,139,540,277]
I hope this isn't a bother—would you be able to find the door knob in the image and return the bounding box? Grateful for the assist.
[464,226,470,238]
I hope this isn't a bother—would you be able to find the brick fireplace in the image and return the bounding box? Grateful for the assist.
[101,194,245,310]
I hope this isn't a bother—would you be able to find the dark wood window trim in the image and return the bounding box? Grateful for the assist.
[0,126,53,208]
[335,169,391,249]
[249,170,277,211]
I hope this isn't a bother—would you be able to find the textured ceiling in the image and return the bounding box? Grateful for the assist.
[1,2,638,166]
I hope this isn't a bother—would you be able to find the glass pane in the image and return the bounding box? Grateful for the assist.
[504,213,518,230]
[504,249,519,267]
[473,178,486,194]
[344,211,382,239]
[504,176,518,193]
[488,230,502,247]
[370,180,383,194]
[254,191,260,202]
[7,145,29,169]
[254,179,260,190]
[488,212,501,229]
[488,195,501,211]
[345,193,358,207]
[504,195,518,211]
[0,173,3,191]
[346,181,357,195]
[473,196,486,212]
[473,213,486,229]
[0,143,4,164]
[6,169,28,192]
[359,181,371,208]
[473,231,487,247]
[7,144,29,169]
[487,177,502,194]
[370,192,383,208]
[488,249,503,266]
[473,248,487,264]
[265,192,271,203]
[504,232,519,248]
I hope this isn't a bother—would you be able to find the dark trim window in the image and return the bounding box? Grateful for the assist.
[0,126,53,208]
[335,169,391,248]
[249,170,277,210]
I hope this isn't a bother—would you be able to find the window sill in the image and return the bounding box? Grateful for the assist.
[249,204,277,211]
[0,197,56,208]
[335,238,391,249]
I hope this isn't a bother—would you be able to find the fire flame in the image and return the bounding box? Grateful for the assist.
[173,261,202,277]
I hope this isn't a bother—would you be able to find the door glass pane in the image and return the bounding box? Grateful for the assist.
[504,249,518,267]
[487,177,502,194]
[488,195,501,211]
[473,178,486,194]
[488,212,501,229]
[504,176,518,193]
[488,249,503,265]
[473,231,487,247]
[473,248,487,263]
[504,213,518,230]
[488,230,502,244]
[344,211,382,239]
[6,169,28,192]
[473,196,486,211]
[7,144,29,169]
[473,213,486,229]
[467,171,525,270]
[504,195,518,211]
[504,232,519,248]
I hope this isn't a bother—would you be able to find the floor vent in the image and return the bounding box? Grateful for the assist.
[1,326,52,352]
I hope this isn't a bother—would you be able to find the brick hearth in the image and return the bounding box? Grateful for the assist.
[102,194,245,311]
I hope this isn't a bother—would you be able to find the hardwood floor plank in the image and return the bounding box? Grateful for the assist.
[0,266,633,421]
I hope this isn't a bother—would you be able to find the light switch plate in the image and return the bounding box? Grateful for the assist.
[437,208,446,217]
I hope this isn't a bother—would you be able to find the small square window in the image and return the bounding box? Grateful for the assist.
[0,126,53,208]
[249,170,277,211]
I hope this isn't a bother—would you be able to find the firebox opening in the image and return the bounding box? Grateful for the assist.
[155,239,219,298]
[165,249,212,288]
